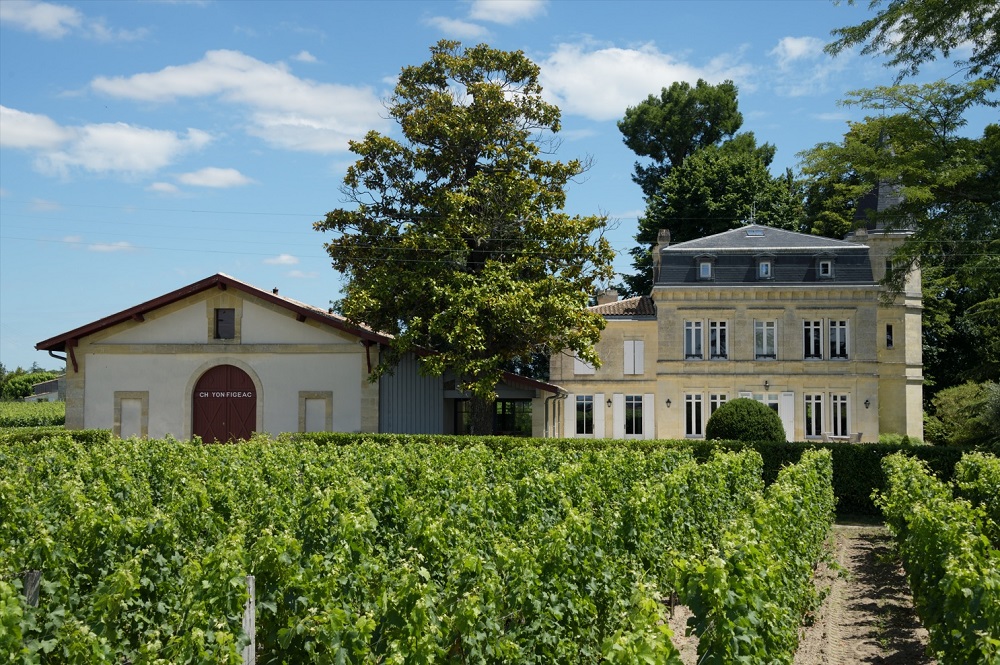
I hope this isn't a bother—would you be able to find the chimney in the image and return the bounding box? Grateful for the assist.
[272,287,279,295]
[596,289,619,305]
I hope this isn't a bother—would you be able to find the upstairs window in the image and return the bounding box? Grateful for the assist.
[803,320,823,359]
[684,321,703,359]
[624,340,644,375]
[829,320,849,359]
[709,321,728,359]
[886,324,894,349]
[818,259,834,279]
[573,354,596,375]
[758,260,773,279]
[699,261,713,279]
[215,308,235,339]
[754,320,777,359]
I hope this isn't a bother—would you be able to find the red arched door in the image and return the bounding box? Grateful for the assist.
[192,365,257,442]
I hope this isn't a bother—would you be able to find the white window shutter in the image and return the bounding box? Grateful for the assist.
[642,393,655,439]
[634,341,645,374]
[623,341,634,375]
[612,393,625,439]
[779,392,795,442]
[594,393,605,438]
[565,394,576,438]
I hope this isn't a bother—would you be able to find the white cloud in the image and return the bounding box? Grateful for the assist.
[91,49,387,153]
[264,253,299,265]
[62,235,82,244]
[538,42,753,122]
[0,105,74,149]
[423,15,489,39]
[37,124,211,176]
[0,0,81,38]
[468,0,546,25]
[89,241,134,252]
[0,0,145,41]
[292,50,317,63]
[814,112,852,122]
[177,167,253,188]
[147,182,180,194]
[287,270,318,279]
[769,36,825,69]
[767,36,848,97]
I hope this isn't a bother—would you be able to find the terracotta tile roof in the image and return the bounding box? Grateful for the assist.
[590,295,656,317]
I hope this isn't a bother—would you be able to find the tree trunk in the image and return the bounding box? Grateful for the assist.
[469,394,495,436]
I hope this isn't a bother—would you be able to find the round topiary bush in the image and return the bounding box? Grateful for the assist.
[705,397,786,442]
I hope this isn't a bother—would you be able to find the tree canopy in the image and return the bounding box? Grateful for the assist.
[827,0,1000,80]
[799,80,1000,389]
[617,79,743,199]
[315,41,614,424]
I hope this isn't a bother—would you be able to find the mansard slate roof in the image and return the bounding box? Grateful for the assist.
[590,296,656,318]
[656,224,874,285]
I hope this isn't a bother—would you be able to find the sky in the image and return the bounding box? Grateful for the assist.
[0,0,989,372]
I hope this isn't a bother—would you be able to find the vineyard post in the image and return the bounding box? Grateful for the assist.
[242,575,256,665]
[23,570,41,607]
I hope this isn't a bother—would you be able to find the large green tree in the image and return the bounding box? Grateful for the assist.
[315,41,614,433]
[799,80,1000,389]
[617,79,743,199]
[827,0,1000,80]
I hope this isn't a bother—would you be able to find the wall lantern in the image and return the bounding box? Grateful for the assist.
[606,398,613,408]
[665,398,672,408]
[764,380,770,390]
[865,399,871,409]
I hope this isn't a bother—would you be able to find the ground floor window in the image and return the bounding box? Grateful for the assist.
[454,399,532,436]
[831,394,849,437]
[624,395,643,436]
[804,394,823,437]
[685,393,703,437]
[576,395,594,435]
[709,393,727,416]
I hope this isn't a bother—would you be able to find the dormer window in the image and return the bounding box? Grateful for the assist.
[215,308,235,339]
[816,255,836,280]
[755,254,775,280]
[695,254,716,281]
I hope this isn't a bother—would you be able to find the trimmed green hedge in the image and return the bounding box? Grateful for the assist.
[288,433,973,516]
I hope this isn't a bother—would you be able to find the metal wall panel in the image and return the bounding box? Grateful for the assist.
[379,352,444,433]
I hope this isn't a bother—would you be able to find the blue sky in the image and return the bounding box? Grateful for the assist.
[0,0,987,371]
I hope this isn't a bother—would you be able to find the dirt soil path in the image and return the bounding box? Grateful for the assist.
[667,523,934,664]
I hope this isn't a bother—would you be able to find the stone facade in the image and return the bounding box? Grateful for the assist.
[544,225,923,442]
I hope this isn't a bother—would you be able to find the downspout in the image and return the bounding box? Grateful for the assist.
[48,350,67,363]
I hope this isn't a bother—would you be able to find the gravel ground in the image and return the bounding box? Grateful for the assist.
[665,523,934,664]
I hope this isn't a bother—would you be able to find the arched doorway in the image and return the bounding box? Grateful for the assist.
[192,364,257,442]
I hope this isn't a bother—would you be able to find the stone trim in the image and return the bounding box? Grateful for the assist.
[114,391,149,438]
[298,391,334,432]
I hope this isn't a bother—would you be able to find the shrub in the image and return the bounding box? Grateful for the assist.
[705,398,786,442]
[928,381,998,446]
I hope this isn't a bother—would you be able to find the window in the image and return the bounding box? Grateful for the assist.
[831,394,849,437]
[758,260,773,279]
[754,320,777,359]
[709,321,728,359]
[573,354,595,375]
[709,393,727,415]
[495,400,532,436]
[685,393,703,437]
[215,308,235,339]
[624,395,643,436]
[829,320,849,359]
[818,260,834,279]
[752,393,780,414]
[699,261,713,280]
[576,395,594,435]
[684,321,703,359]
[804,394,823,437]
[624,340,644,375]
[803,321,823,359]
[886,324,894,349]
